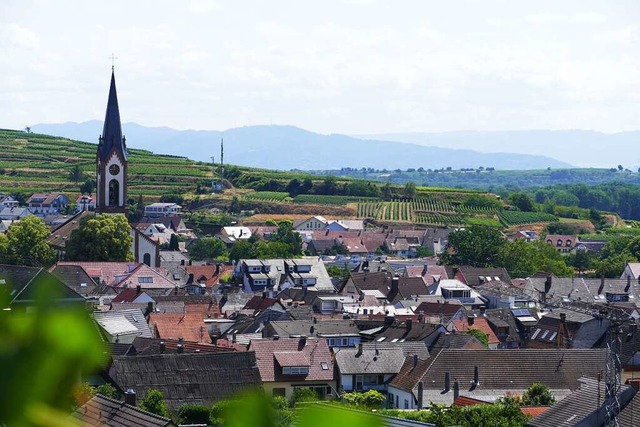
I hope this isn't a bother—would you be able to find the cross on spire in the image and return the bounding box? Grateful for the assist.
[109,53,118,71]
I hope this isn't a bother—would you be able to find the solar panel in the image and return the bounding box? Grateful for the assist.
[511,309,529,317]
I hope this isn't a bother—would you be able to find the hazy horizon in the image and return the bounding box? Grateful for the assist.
[2,0,639,136]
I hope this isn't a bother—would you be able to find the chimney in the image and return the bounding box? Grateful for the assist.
[232,332,237,343]
[545,276,552,294]
[406,319,413,333]
[363,260,369,270]
[625,276,631,293]
[467,315,475,326]
[298,335,307,350]
[188,260,192,266]
[473,366,479,387]
[310,325,315,335]
[412,354,418,369]
[159,341,165,353]
[391,277,399,295]
[452,267,459,277]
[356,343,363,357]
[177,343,184,353]
[180,259,185,266]
[262,291,267,299]
[124,389,136,406]
[453,379,460,401]
[216,264,220,275]
[384,315,394,327]
[144,301,154,317]
[418,311,424,323]
[136,284,141,294]
[187,273,194,284]
[417,382,424,409]
[598,277,605,295]
[444,371,451,392]
[560,312,567,323]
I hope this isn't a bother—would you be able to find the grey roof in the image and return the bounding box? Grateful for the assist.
[241,257,335,292]
[0,264,86,307]
[108,351,261,411]
[362,341,430,359]
[527,377,636,427]
[94,309,153,338]
[266,319,361,338]
[50,264,105,297]
[71,394,175,426]
[524,277,640,304]
[334,347,405,375]
[427,332,485,353]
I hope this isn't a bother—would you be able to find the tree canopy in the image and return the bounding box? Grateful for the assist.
[65,214,134,262]
[188,237,228,261]
[439,225,505,267]
[5,216,56,266]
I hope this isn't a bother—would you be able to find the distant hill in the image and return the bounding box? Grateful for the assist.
[30,122,572,171]
[356,130,640,169]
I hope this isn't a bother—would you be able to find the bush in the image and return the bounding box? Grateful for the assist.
[177,404,210,425]
[292,388,318,405]
[139,389,169,418]
[342,390,385,408]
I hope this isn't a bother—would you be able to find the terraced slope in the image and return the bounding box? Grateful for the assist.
[0,130,211,197]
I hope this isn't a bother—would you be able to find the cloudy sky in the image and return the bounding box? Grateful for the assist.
[1,0,638,135]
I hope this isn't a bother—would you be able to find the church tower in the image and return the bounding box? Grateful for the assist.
[96,68,128,214]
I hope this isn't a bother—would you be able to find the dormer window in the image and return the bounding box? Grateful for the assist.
[566,240,572,247]
[556,239,562,247]
[283,366,309,375]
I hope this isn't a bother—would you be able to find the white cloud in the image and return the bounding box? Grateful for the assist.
[1,24,40,49]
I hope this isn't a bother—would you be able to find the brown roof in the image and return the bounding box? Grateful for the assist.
[111,288,151,303]
[248,337,334,382]
[415,301,464,317]
[184,264,231,287]
[47,210,93,249]
[149,303,220,344]
[71,394,175,426]
[451,317,501,345]
[453,395,491,407]
[520,406,549,417]
[108,351,261,411]
[388,355,431,393]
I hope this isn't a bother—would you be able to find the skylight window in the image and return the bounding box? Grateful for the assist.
[321,362,329,370]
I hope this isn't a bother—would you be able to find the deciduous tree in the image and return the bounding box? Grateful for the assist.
[65,214,134,262]
[6,216,56,266]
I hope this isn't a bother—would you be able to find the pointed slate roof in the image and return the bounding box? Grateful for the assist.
[99,70,127,161]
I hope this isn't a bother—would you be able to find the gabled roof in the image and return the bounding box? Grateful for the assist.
[108,351,261,411]
[361,341,430,359]
[0,264,86,307]
[267,319,361,338]
[130,337,239,355]
[248,337,334,382]
[149,302,221,344]
[48,263,106,297]
[94,308,153,338]
[388,355,431,393]
[334,347,405,375]
[451,317,501,346]
[47,210,93,249]
[71,394,175,426]
[528,376,635,427]
[427,332,486,353]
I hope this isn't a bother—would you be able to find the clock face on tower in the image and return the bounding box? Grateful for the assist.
[109,164,120,176]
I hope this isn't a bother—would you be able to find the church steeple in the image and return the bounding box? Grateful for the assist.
[98,70,127,161]
[96,69,128,214]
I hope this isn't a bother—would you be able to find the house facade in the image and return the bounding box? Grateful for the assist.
[26,193,69,215]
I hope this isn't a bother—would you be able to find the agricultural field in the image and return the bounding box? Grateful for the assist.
[294,195,376,205]
[243,191,291,202]
[499,211,558,226]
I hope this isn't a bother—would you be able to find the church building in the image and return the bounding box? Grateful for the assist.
[95,69,160,267]
[96,69,128,214]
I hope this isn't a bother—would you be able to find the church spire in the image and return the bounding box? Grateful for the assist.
[98,70,127,161]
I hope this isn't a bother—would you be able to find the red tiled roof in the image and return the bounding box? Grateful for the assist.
[453,396,491,407]
[248,338,334,382]
[415,301,464,317]
[520,406,549,417]
[243,295,281,312]
[274,351,310,367]
[111,288,150,303]
[451,317,501,345]
[149,303,221,344]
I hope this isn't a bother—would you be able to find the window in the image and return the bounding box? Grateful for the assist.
[138,277,153,283]
[282,366,309,375]
[395,395,399,408]
[404,399,409,409]
[321,362,329,370]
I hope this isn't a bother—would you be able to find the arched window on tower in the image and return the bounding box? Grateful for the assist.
[109,179,120,206]
[143,253,151,266]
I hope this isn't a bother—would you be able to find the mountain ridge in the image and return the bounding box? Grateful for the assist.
[30,121,573,171]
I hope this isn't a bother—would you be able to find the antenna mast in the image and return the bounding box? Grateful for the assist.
[220,137,224,188]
